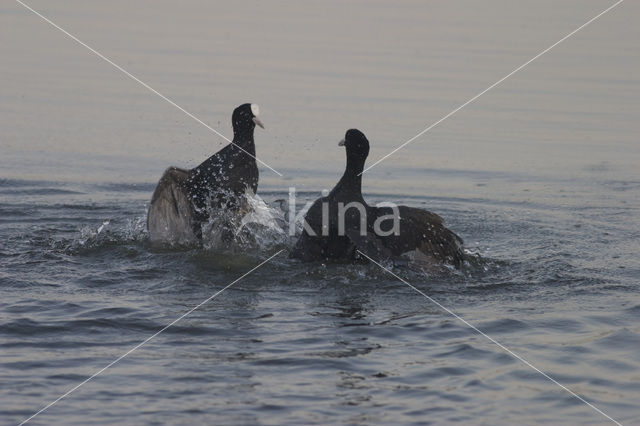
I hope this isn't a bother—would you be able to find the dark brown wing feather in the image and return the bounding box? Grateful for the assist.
[147,167,198,245]
[375,205,465,267]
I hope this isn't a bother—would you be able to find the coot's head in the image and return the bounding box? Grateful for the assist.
[232,103,265,134]
[339,129,370,160]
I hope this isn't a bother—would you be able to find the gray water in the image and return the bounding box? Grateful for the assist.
[2,1,640,424]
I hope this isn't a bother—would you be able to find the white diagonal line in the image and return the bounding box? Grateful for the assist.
[356,250,622,426]
[18,249,284,426]
[361,0,625,175]
[15,0,283,177]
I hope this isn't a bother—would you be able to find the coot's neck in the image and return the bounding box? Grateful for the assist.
[231,127,256,157]
[335,154,365,196]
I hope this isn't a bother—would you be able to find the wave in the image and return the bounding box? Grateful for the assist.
[0,188,84,196]
[61,192,292,256]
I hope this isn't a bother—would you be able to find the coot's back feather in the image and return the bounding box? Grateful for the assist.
[373,205,464,267]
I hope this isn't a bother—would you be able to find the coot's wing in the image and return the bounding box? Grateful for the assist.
[400,206,465,266]
[374,205,465,267]
[147,167,198,245]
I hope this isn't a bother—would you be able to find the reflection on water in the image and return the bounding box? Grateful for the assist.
[1,0,639,424]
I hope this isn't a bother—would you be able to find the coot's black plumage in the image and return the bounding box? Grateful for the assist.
[147,103,264,244]
[290,129,466,267]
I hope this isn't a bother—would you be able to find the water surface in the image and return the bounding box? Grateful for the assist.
[1,1,639,424]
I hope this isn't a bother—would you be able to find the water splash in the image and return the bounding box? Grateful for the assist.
[69,215,148,254]
[200,190,290,251]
